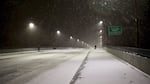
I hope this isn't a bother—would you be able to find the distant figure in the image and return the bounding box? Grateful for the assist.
[38,46,40,52]
[94,45,97,49]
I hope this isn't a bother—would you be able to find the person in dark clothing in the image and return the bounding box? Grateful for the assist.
[94,45,97,49]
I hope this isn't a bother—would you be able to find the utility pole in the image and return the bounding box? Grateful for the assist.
[134,0,140,48]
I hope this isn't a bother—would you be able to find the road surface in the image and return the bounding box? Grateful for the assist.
[0,48,150,84]
[0,48,89,84]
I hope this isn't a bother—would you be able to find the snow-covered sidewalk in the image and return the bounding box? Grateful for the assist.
[74,49,150,84]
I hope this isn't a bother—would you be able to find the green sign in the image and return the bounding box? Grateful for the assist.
[108,26,122,35]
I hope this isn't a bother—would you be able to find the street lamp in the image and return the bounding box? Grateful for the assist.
[28,22,35,30]
[99,30,102,33]
[56,30,61,35]
[100,21,103,24]
[77,39,80,42]
[27,22,40,51]
[69,36,73,47]
[70,36,73,40]
[98,21,103,26]
[134,0,139,48]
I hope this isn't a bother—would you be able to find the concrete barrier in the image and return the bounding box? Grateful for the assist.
[105,47,150,75]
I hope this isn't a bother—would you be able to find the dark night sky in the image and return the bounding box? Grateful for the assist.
[0,0,150,48]
[0,0,101,48]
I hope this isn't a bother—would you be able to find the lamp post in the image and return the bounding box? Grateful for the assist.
[54,30,61,47]
[134,0,139,48]
[69,36,73,47]
[28,22,40,52]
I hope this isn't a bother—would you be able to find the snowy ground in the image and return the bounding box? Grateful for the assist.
[0,48,89,84]
[25,50,89,84]
[0,48,150,84]
[74,49,150,84]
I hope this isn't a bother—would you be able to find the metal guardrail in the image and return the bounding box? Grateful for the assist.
[105,47,150,75]
[108,46,150,58]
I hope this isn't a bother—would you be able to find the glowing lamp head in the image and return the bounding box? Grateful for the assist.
[28,22,36,31]
[70,36,73,40]
[56,30,61,35]
[29,23,35,28]
[77,39,80,42]
[98,21,103,26]
[100,30,102,33]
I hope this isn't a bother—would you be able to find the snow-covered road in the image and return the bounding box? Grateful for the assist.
[0,48,89,84]
[0,48,150,84]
